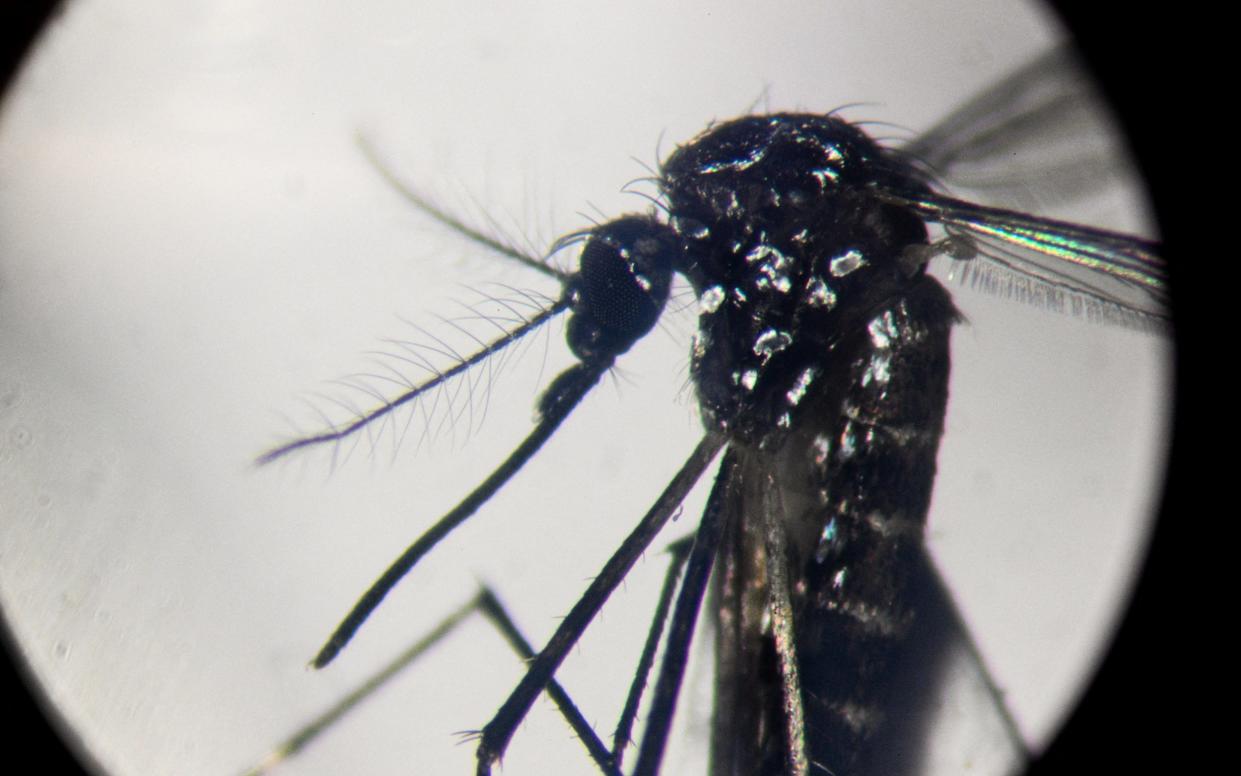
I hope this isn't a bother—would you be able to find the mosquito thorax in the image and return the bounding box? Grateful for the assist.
[563,214,678,364]
[660,114,937,442]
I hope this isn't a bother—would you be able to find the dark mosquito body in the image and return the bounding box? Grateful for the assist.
[649,114,960,776]
[257,49,1166,776]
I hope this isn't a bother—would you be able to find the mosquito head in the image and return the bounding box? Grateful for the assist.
[563,215,678,364]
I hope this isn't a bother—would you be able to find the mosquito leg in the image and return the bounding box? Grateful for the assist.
[761,478,809,776]
[244,593,481,776]
[474,431,728,776]
[610,536,695,767]
[245,585,628,776]
[471,588,621,775]
[631,449,738,776]
[313,362,607,669]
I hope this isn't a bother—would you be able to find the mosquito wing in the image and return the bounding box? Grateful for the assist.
[881,43,1167,326]
[880,189,1167,325]
[899,44,1128,209]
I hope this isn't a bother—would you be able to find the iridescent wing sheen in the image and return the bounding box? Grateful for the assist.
[882,44,1168,327]
[879,189,1167,325]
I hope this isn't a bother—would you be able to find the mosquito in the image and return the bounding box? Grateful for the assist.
[253,46,1168,776]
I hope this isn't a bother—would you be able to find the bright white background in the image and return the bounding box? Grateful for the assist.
[0,2,1169,775]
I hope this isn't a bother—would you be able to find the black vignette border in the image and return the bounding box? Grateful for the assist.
[1033,3,1195,774]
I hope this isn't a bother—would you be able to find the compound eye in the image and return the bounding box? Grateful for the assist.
[565,216,677,363]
